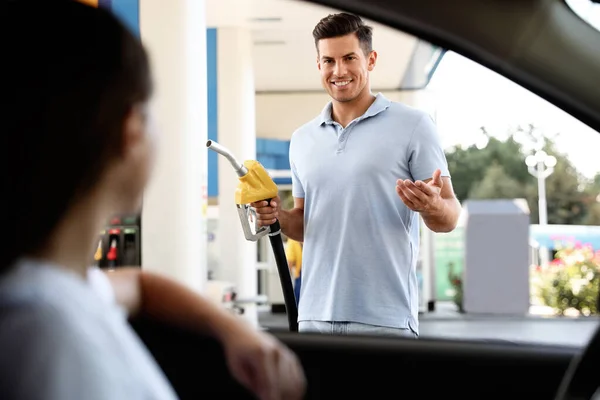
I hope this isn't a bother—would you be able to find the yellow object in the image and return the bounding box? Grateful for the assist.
[235,160,279,205]
[286,239,303,279]
[94,240,103,261]
[77,0,98,7]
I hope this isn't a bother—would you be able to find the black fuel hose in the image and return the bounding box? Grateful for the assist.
[268,219,298,332]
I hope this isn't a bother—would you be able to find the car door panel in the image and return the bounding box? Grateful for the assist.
[132,316,576,399]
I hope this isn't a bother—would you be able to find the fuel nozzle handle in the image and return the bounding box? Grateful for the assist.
[206,140,248,177]
[206,140,297,330]
[207,138,279,222]
[261,197,281,230]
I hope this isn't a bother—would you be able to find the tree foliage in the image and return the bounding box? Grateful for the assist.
[445,125,600,225]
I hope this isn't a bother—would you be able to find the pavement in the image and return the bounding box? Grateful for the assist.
[258,301,600,347]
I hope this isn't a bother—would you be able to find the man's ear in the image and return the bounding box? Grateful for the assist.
[368,50,378,71]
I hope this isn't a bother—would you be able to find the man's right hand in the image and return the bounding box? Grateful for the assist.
[250,196,281,227]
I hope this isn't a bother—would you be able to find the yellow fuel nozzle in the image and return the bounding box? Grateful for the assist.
[235,160,278,205]
[207,140,279,241]
[94,240,103,261]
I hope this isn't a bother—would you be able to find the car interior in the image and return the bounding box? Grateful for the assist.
[130,0,600,398]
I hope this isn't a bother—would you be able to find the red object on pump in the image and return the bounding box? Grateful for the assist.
[106,239,118,261]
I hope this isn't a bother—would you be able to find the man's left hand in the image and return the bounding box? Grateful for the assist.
[396,168,444,213]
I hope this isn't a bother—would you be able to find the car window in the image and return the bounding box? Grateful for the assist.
[566,0,600,31]
[204,0,600,347]
[425,50,600,345]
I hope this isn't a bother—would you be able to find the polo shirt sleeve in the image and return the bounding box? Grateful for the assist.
[291,162,304,198]
[289,139,305,198]
[407,112,451,182]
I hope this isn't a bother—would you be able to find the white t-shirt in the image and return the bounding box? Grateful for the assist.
[0,258,179,400]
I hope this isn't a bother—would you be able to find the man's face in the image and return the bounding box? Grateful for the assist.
[317,33,377,103]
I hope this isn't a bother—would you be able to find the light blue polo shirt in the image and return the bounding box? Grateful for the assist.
[289,92,450,334]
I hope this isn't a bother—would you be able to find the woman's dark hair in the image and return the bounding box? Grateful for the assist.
[312,12,373,55]
[0,0,153,271]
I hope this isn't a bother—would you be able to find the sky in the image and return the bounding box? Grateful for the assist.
[425,0,600,179]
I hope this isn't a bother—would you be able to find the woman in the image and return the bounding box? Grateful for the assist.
[0,1,305,399]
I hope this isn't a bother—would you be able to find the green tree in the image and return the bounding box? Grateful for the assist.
[468,162,526,199]
[445,144,487,201]
[583,203,600,225]
[445,128,530,202]
[580,172,600,225]
[485,134,531,185]
[445,125,593,225]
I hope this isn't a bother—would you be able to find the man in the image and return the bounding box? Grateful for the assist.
[252,13,461,338]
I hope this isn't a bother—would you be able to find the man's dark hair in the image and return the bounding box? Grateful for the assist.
[312,13,373,55]
[0,0,153,271]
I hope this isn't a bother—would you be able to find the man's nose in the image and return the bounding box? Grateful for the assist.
[333,61,347,77]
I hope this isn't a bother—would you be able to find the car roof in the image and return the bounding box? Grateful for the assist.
[305,0,600,133]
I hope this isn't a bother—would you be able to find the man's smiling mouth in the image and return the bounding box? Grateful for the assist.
[331,80,352,87]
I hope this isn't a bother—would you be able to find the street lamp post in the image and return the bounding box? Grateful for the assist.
[525,150,557,266]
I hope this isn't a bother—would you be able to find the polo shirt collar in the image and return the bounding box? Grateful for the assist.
[319,92,391,126]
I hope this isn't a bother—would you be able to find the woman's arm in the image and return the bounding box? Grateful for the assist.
[105,267,239,340]
[104,267,306,400]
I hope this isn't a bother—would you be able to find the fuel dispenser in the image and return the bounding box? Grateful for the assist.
[207,140,298,332]
[95,214,142,269]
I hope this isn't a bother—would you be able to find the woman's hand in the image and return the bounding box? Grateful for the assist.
[222,323,306,400]
[104,268,306,399]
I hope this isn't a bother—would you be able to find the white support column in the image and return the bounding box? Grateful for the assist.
[407,88,440,312]
[216,27,258,327]
[420,218,436,312]
[139,0,208,293]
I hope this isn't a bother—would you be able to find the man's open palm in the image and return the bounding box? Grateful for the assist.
[426,168,444,194]
[396,169,444,212]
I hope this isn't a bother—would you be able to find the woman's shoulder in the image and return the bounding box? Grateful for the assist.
[0,260,176,399]
[0,259,123,333]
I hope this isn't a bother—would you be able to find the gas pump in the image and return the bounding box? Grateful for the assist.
[95,214,142,270]
[206,140,298,332]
